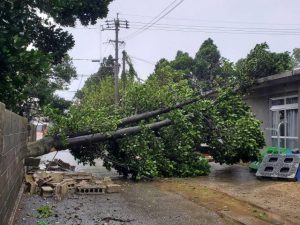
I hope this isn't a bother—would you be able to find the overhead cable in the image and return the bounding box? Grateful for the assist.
[123,0,185,40]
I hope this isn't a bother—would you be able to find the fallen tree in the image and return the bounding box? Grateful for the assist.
[27,89,217,158]
[29,65,264,179]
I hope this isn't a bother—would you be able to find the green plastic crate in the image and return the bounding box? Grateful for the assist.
[249,147,291,172]
[264,147,290,155]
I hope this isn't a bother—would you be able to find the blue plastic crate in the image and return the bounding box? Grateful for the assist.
[297,167,300,182]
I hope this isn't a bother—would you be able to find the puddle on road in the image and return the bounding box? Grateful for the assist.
[200,163,267,187]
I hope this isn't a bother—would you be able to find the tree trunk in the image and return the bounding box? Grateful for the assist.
[119,98,199,126]
[27,119,172,157]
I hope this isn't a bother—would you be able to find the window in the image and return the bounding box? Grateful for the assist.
[270,96,298,149]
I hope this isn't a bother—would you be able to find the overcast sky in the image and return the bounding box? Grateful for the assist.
[57,0,300,100]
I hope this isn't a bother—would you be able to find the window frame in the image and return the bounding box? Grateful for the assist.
[270,95,298,148]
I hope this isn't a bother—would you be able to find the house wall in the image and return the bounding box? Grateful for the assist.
[245,96,271,146]
[245,80,300,148]
[0,103,30,225]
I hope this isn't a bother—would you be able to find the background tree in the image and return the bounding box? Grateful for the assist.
[170,51,194,73]
[292,48,300,67]
[154,58,170,73]
[0,0,112,113]
[236,42,293,79]
[75,53,139,102]
[154,39,235,91]
[193,38,221,83]
[85,55,115,86]
[21,55,77,119]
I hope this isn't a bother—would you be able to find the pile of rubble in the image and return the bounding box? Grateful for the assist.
[25,171,121,200]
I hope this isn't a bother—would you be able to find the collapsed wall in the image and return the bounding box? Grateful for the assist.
[0,103,33,225]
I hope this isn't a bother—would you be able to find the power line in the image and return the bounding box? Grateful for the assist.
[125,0,185,40]
[128,29,300,36]
[125,25,300,36]
[129,21,300,32]
[65,22,300,31]
[123,0,185,40]
[127,28,300,35]
[146,0,185,27]
[65,21,300,35]
[118,13,300,27]
[124,0,179,38]
[129,55,156,65]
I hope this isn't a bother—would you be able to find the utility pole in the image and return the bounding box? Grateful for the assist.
[122,50,126,91]
[102,14,129,105]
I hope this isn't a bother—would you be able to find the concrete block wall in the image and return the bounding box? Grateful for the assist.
[0,103,28,225]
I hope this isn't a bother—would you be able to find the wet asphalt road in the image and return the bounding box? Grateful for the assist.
[14,163,268,225]
[14,181,225,225]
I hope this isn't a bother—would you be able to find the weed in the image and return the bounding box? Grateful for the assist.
[36,205,53,218]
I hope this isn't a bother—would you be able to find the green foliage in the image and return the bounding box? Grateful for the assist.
[36,0,113,26]
[48,96,72,114]
[44,77,120,147]
[75,55,115,100]
[154,58,171,73]
[22,55,77,114]
[36,205,53,218]
[170,51,194,73]
[105,126,210,179]
[236,42,293,79]
[154,39,235,91]
[86,55,115,85]
[206,90,265,164]
[157,40,293,92]
[122,51,138,86]
[0,0,111,113]
[123,66,193,114]
[48,57,265,179]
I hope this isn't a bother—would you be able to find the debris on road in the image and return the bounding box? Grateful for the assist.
[24,170,121,200]
[106,184,122,193]
[45,159,75,171]
[41,186,53,198]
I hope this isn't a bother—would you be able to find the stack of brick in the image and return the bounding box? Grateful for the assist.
[24,171,122,200]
